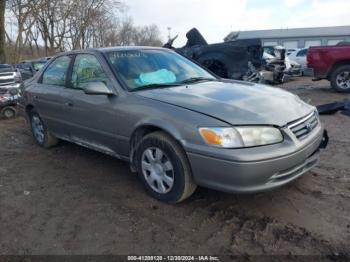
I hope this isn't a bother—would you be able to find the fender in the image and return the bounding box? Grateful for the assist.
[128,118,185,172]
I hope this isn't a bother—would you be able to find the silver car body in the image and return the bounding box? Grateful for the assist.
[21,47,325,194]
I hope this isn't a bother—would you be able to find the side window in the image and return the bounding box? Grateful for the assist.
[297,49,307,57]
[71,54,108,89]
[23,63,32,71]
[42,56,71,86]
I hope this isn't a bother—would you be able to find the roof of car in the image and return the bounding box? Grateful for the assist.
[57,46,169,56]
[19,59,48,63]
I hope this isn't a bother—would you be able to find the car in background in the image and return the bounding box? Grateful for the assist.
[0,64,22,88]
[288,48,307,69]
[16,59,48,80]
[286,48,298,56]
[0,87,19,119]
[21,47,328,203]
[307,45,350,92]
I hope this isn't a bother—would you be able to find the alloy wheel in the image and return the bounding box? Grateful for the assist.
[336,71,350,90]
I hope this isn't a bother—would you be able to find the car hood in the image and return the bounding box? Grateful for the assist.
[136,80,315,126]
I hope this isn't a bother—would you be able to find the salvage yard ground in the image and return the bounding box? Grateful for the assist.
[0,77,349,257]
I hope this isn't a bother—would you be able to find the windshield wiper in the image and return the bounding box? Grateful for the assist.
[131,83,181,92]
[178,77,216,84]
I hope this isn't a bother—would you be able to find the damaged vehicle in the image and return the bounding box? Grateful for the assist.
[0,64,22,89]
[0,88,20,119]
[0,64,22,119]
[244,46,302,84]
[164,28,300,84]
[164,28,263,80]
[21,47,327,203]
[16,59,48,80]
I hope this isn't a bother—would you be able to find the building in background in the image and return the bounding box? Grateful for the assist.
[225,25,350,48]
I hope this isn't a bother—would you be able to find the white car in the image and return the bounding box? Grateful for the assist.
[288,48,308,69]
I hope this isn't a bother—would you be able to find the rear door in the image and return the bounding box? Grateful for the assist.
[60,53,121,155]
[29,55,72,137]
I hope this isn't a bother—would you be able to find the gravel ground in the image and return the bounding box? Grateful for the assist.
[0,77,349,258]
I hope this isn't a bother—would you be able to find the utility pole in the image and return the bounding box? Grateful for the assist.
[0,0,6,63]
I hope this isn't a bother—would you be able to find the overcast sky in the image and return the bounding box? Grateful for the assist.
[126,0,350,46]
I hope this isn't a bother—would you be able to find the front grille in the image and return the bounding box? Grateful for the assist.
[0,81,16,86]
[288,111,318,140]
[0,72,16,85]
[0,72,14,77]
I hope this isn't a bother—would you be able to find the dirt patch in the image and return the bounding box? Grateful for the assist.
[0,77,349,257]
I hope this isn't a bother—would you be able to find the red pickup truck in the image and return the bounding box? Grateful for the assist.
[307,45,350,92]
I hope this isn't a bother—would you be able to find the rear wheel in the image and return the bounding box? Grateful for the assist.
[29,110,59,148]
[135,131,197,203]
[330,65,350,92]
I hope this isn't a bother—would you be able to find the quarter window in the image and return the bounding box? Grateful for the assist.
[42,56,71,86]
[71,54,108,89]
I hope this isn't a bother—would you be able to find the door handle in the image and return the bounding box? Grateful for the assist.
[65,102,73,107]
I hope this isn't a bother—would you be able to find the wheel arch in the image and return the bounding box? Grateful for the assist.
[327,59,350,79]
[196,52,230,75]
[25,104,35,114]
[129,121,185,171]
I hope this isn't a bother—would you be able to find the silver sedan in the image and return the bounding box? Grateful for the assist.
[20,47,328,203]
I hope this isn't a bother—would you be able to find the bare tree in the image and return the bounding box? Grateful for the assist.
[7,0,38,61]
[0,0,6,63]
[5,0,163,62]
[133,24,163,46]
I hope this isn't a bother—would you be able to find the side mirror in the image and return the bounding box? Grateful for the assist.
[83,81,114,95]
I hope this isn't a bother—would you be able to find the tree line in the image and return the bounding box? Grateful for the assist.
[0,0,164,63]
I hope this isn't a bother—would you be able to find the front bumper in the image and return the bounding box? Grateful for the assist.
[187,129,327,194]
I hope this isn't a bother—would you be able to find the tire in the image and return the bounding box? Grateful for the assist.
[1,107,16,119]
[330,65,350,92]
[29,110,59,148]
[135,131,197,203]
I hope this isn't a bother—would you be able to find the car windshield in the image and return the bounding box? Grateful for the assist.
[33,61,46,71]
[106,49,216,91]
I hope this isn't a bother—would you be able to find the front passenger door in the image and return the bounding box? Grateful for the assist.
[61,53,120,155]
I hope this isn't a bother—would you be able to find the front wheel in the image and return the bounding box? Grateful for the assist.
[330,65,350,92]
[29,110,59,148]
[135,131,197,203]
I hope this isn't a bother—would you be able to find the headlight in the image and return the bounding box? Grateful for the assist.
[199,127,283,148]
